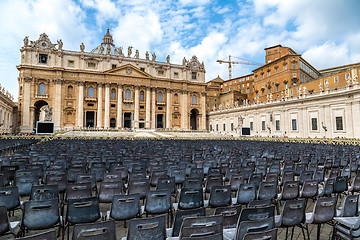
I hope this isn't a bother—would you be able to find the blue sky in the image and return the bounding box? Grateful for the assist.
[1,0,360,99]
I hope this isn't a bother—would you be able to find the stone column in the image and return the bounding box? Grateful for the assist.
[21,77,32,132]
[166,89,171,129]
[117,84,123,128]
[30,106,35,130]
[53,79,63,129]
[134,86,139,129]
[104,83,110,128]
[182,90,188,129]
[201,92,206,130]
[346,102,353,138]
[151,88,156,129]
[96,83,103,128]
[145,87,151,128]
[77,81,84,128]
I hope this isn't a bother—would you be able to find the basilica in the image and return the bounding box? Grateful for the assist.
[17,30,207,132]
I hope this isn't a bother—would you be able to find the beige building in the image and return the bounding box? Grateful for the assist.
[208,44,360,138]
[17,30,207,132]
[0,84,16,133]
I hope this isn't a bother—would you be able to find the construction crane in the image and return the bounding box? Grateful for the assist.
[217,55,262,80]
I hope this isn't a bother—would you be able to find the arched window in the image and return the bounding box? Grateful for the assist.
[140,91,144,101]
[192,94,197,105]
[158,92,163,102]
[67,85,73,97]
[174,93,178,104]
[125,89,131,100]
[38,83,46,95]
[111,89,116,100]
[87,87,95,97]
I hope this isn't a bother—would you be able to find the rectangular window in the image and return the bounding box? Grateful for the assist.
[140,67,145,72]
[174,72,179,78]
[112,64,117,69]
[246,88,250,93]
[334,76,339,83]
[231,123,234,131]
[68,60,74,67]
[39,54,48,64]
[210,125,212,131]
[223,124,226,131]
[87,62,96,69]
[262,121,266,131]
[311,118,318,131]
[157,70,164,76]
[276,68,278,74]
[111,104,116,108]
[284,65,287,70]
[336,117,343,130]
[292,119,297,131]
[192,72,197,80]
[276,120,280,131]
[216,124,218,131]
[250,122,253,131]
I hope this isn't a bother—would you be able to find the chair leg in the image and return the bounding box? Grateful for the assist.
[291,226,295,240]
[300,224,307,240]
[317,224,321,240]
[285,227,288,239]
[306,224,310,240]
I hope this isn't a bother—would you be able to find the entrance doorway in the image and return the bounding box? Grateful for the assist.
[124,113,132,128]
[34,100,49,128]
[110,118,116,128]
[139,119,145,129]
[190,109,198,130]
[85,111,95,128]
[156,114,164,128]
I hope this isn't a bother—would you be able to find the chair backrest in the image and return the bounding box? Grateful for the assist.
[30,185,59,201]
[172,207,206,237]
[66,183,92,201]
[334,176,348,193]
[299,171,314,184]
[98,181,123,203]
[257,181,277,200]
[265,173,278,182]
[243,228,277,240]
[301,180,318,198]
[72,220,116,240]
[249,173,263,188]
[23,199,60,230]
[128,178,150,199]
[238,206,275,224]
[339,194,358,217]
[76,174,97,190]
[205,175,223,193]
[156,177,176,194]
[229,174,243,191]
[179,188,204,210]
[180,215,223,239]
[16,175,39,196]
[209,185,231,208]
[281,171,294,185]
[312,196,337,224]
[145,190,171,214]
[236,217,274,240]
[280,181,299,200]
[189,168,204,179]
[127,215,166,240]
[67,197,100,224]
[150,170,168,187]
[110,193,140,220]
[45,174,67,193]
[214,205,241,229]
[184,178,203,190]
[181,232,223,240]
[17,230,57,240]
[170,169,186,184]
[321,178,334,197]
[280,199,306,226]
[237,183,257,204]
[313,169,325,182]
[0,186,20,211]
[0,206,11,236]
[350,175,360,192]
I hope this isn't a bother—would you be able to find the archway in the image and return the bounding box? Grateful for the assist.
[34,100,49,128]
[110,118,116,128]
[190,109,199,130]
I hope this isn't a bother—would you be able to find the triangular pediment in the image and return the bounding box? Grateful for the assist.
[104,64,152,78]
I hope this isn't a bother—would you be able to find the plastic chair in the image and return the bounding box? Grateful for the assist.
[171,207,206,237]
[299,171,314,185]
[21,199,61,237]
[183,178,203,190]
[205,175,223,194]
[209,185,231,208]
[0,205,19,238]
[305,196,337,240]
[46,174,67,194]
[257,181,277,200]
[237,183,257,205]
[72,220,116,240]
[16,175,39,196]
[128,178,150,200]
[0,186,20,211]
[181,232,223,240]
[179,215,223,240]
[318,178,334,197]
[349,175,360,194]
[109,193,140,227]
[76,173,97,192]
[189,168,204,179]
[150,170,168,187]
[178,188,204,210]
[229,174,243,192]
[275,199,308,240]
[281,171,294,185]
[300,180,318,199]
[214,204,241,229]
[249,173,263,188]
[279,181,299,201]
[102,173,123,183]
[30,185,59,201]
[334,176,348,195]
[145,190,172,227]
[243,228,277,240]
[337,194,358,217]
[127,215,166,240]
[65,197,101,239]
[157,177,176,194]
[66,183,92,201]
[238,206,275,224]
[236,217,274,240]
[98,181,123,203]
[248,199,272,208]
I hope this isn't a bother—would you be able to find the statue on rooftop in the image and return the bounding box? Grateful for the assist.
[23,36,29,47]
[80,43,85,52]
[166,55,170,64]
[128,46,133,57]
[152,53,156,62]
[57,39,63,50]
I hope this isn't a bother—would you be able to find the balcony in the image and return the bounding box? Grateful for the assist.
[35,94,48,99]
[85,97,97,102]
[156,101,166,106]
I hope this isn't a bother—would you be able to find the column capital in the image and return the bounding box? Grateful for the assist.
[52,78,64,84]
[201,91,207,96]
[104,82,111,88]
[76,81,85,86]
[117,83,124,88]
[180,89,189,94]
[134,85,140,90]
[166,88,171,93]
[97,82,103,87]
[23,77,33,82]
